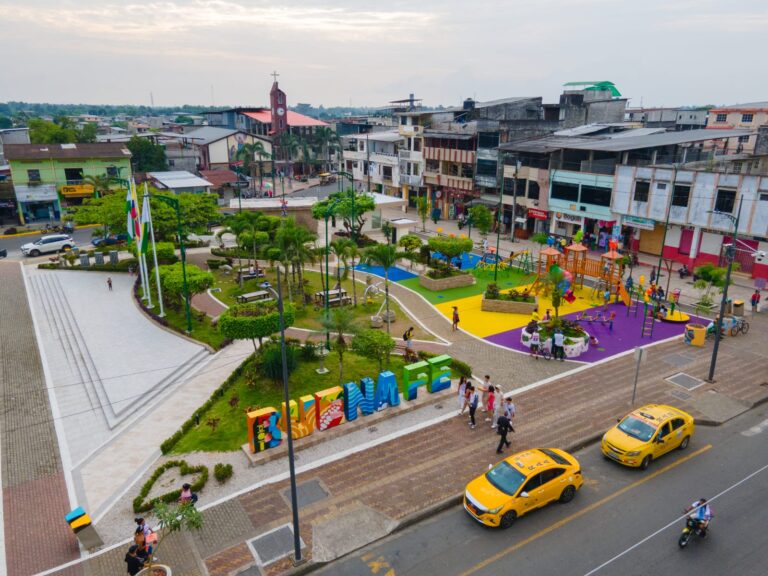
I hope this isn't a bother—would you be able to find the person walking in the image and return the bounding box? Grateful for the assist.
[491,383,504,428]
[530,330,541,359]
[468,385,479,429]
[504,397,516,432]
[495,415,512,454]
[107,277,113,291]
[452,306,460,332]
[485,385,496,422]
[479,375,491,412]
[553,328,565,361]
[125,545,145,576]
[457,376,468,415]
[751,289,761,314]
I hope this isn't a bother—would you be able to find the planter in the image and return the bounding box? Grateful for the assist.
[481,297,538,315]
[138,564,172,576]
[418,272,475,291]
[520,327,590,358]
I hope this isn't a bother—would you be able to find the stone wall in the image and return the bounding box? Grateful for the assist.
[418,273,475,291]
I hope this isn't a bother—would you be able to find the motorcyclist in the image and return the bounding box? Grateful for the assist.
[678,264,690,279]
[686,498,713,535]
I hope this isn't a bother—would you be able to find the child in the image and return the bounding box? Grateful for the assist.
[751,290,761,313]
[485,386,496,422]
[452,306,460,332]
[530,330,541,359]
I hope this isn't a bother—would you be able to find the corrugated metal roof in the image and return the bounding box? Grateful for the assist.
[148,171,212,189]
[184,126,239,144]
[348,131,403,143]
[5,143,131,161]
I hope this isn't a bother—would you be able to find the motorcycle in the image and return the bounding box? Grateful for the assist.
[678,516,708,548]
[678,265,691,279]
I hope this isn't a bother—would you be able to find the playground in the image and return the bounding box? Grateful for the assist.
[357,241,699,363]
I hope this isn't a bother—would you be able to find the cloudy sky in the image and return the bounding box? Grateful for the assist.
[0,0,765,109]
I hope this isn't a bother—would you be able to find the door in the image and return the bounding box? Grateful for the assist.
[678,229,694,255]
[518,474,543,514]
[653,422,674,457]
[670,417,687,447]
[639,224,665,255]
[537,468,567,505]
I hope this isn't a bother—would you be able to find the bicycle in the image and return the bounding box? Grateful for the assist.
[730,318,750,336]
[531,343,551,360]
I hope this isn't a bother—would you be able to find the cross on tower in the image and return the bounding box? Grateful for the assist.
[271,70,279,82]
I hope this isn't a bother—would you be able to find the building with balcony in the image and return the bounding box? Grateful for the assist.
[395,111,429,207]
[707,101,768,154]
[4,143,133,224]
[500,127,754,245]
[341,131,404,197]
[612,164,768,280]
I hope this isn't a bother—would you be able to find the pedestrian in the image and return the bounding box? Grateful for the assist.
[553,328,565,361]
[751,289,761,313]
[495,415,512,454]
[179,482,198,505]
[468,385,479,429]
[485,385,495,422]
[107,277,113,291]
[530,329,541,359]
[504,397,516,431]
[452,306,460,332]
[457,376,468,415]
[482,237,489,254]
[490,385,503,428]
[125,544,145,576]
[403,326,416,361]
[134,517,154,553]
[479,375,491,412]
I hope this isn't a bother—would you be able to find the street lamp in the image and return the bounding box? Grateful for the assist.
[154,194,192,333]
[322,197,343,348]
[706,196,744,382]
[260,280,303,564]
[494,152,506,282]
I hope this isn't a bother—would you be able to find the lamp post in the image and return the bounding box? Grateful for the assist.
[494,153,506,282]
[260,280,302,564]
[154,194,192,333]
[510,156,520,243]
[323,197,343,349]
[706,197,743,382]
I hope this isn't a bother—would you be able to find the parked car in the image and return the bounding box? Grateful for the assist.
[91,233,129,247]
[21,234,76,257]
[0,248,7,259]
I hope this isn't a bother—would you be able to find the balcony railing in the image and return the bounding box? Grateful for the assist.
[399,150,411,160]
[399,174,423,187]
[371,152,399,164]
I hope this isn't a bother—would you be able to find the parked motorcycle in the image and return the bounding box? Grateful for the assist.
[678,517,708,548]
[678,265,691,279]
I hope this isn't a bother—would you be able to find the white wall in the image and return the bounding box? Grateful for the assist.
[699,231,723,256]
[664,225,682,248]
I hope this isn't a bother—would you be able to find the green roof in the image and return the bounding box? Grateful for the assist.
[563,81,621,97]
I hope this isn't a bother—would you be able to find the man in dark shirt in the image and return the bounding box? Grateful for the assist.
[496,415,513,454]
[125,545,145,575]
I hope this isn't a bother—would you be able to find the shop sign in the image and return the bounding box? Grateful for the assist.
[14,184,58,202]
[60,184,95,198]
[555,212,583,224]
[622,215,656,230]
[528,207,548,220]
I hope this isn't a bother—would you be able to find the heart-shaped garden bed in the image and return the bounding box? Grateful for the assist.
[133,460,208,513]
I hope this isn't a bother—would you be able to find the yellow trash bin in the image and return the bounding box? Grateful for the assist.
[684,323,706,347]
[733,300,744,316]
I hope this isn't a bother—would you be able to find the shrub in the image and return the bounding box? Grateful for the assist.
[214,463,234,484]
[485,282,501,299]
[3,227,18,235]
[531,232,549,245]
[207,259,225,270]
[219,301,296,345]
[418,245,431,265]
[301,341,318,360]
[132,460,209,513]
[259,343,298,382]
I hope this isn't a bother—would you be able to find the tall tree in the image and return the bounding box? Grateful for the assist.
[313,126,341,172]
[320,307,359,383]
[126,136,168,172]
[81,174,118,198]
[311,189,376,241]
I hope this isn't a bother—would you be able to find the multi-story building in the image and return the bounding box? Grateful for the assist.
[625,107,709,131]
[707,101,768,154]
[395,110,429,208]
[499,128,754,244]
[612,164,768,280]
[5,143,133,224]
[341,131,403,197]
[0,128,30,166]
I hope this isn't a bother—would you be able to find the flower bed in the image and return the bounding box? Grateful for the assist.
[520,320,590,358]
[418,272,475,291]
[482,298,538,314]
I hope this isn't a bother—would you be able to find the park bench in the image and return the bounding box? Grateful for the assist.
[236,290,273,304]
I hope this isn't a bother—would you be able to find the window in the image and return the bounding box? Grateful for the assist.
[382,166,392,180]
[413,138,422,152]
[672,184,690,207]
[478,132,499,149]
[527,180,540,200]
[633,181,650,203]
[461,164,474,178]
[580,185,611,207]
[715,113,727,123]
[521,475,542,494]
[715,189,736,213]
[400,117,407,126]
[760,193,768,202]
[64,168,83,184]
[411,163,420,176]
[658,423,671,440]
[426,159,439,172]
[741,113,754,123]
[671,418,686,431]
[539,468,565,485]
[168,159,175,167]
[27,169,41,182]
[551,182,579,202]
[738,135,750,143]
[476,159,497,177]
[106,166,119,177]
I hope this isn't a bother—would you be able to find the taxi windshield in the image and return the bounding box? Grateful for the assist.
[486,461,527,496]
[618,416,656,441]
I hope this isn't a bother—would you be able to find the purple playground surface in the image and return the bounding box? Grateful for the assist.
[485,302,705,363]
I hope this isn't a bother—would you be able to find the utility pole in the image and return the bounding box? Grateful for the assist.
[494,152,505,282]
[654,165,678,291]
[510,156,520,242]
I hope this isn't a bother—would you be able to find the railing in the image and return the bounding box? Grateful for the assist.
[371,152,399,164]
[399,150,411,160]
[476,148,498,160]
[399,174,423,187]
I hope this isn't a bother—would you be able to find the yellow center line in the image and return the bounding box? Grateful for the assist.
[458,444,712,576]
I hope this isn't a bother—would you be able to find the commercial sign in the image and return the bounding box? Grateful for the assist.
[555,212,583,224]
[622,215,656,230]
[14,184,58,202]
[60,184,95,198]
[528,207,548,220]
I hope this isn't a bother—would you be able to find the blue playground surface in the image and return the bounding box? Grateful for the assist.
[353,264,418,281]
[431,252,481,270]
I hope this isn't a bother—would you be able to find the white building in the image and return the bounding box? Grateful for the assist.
[342,131,404,197]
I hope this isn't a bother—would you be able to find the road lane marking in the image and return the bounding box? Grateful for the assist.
[583,457,768,575]
[741,418,768,437]
[458,445,712,576]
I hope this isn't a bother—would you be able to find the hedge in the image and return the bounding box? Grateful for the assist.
[219,302,296,342]
[38,258,139,272]
[132,459,209,513]
[214,463,234,484]
[160,355,254,454]
[417,350,472,378]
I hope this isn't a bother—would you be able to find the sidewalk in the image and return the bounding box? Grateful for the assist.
[42,310,768,576]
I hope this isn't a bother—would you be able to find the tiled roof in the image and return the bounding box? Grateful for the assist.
[5,143,131,161]
[199,169,238,187]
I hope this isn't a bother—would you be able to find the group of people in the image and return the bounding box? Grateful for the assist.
[526,308,567,361]
[457,376,517,454]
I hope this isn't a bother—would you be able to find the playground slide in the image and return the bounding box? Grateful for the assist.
[618,284,631,307]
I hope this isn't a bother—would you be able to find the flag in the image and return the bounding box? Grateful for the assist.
[125,183,141,239]
[140,193,151,255]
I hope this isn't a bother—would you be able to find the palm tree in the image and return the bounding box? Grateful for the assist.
[320,307,358,383]
[279,132,300,177]
[362,243,406,334]
[298,137,313,177]
[82,174,117,198]
[235,142,267,187]
[329,239,352,297]
[314,127,341,172]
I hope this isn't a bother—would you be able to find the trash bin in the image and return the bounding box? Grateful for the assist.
[109,250,119,265]
[684,323,706,347]
[732,300,744,316]
[65,507,103,550]
[724,299,732,315]
[94,252,105,266]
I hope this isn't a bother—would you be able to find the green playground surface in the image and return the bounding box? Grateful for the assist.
[397,268,536,304]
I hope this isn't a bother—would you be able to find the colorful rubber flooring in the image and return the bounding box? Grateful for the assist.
[356,262,696,363]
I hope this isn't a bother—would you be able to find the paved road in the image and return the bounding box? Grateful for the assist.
[319,404,768,576]
[0,227,95,259]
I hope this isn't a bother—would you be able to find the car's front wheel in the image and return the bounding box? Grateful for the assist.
[500,510,517,529]
[640,455,652,470]
[29,249,40,257]
[559,485,576,503]
[61,244,72,251]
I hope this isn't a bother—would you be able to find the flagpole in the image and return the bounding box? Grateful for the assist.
[134,182,152,306]
[145,183,165,317]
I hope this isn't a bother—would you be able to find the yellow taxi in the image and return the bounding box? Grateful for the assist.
[601,404,695,470]
[463,448,583,529]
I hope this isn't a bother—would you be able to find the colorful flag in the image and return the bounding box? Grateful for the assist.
[140,193,150,255]
[125,183,141,239]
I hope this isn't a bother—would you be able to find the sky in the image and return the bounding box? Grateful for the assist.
[0,0,766,109]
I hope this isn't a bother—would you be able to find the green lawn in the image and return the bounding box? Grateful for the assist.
[170,351,408,453]
[210,268,435,341]
[397,268,535,304]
